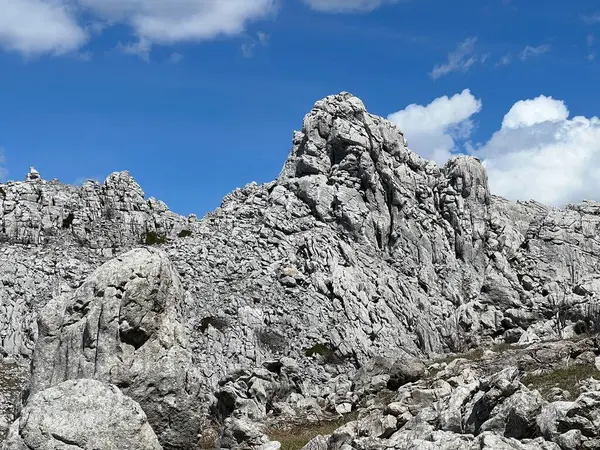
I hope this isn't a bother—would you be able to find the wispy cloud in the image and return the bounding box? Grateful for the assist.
[430,37,478,80]
[583,11,600,25]
[166,52,184,64]
[519,44,551,62]
[303,0,398,13]
[587,33,596,61]
[241,31,270,58]
[495,53,512,67]
[116,37,152,62]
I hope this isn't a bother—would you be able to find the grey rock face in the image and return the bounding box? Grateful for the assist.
[2,379,162,450]
[0,170,187,247]
[28,248,203,450]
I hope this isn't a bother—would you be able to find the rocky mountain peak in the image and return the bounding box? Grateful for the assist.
[276,92,490,258]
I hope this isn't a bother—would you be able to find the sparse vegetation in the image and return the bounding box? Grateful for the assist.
[256,329,287,353]
[304,343,347,365]
[521,364,600,400]
[178,229,192,238]
[144,231,168,245]
[431,347,485,366]
[62,213,75,229]
[268,413,358,450]
[199,316,229,333]
[491,342,528,353]
[0,360,28,441]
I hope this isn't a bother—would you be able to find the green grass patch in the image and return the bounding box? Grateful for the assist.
[521,364,600,400]
[268,413,358,450]
[430,347,485,366]
[491,342,528,353]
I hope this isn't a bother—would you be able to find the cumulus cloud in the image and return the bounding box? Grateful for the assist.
[476,97,600,206]
[303,0,397,13]
[0,0,87,55]
[501,96,568,129]
[390,91,600,206]
[430,37,479,80]
[387,89,482,164]
[0,0,276,56]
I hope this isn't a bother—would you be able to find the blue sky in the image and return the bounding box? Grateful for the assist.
[1,0,600,215]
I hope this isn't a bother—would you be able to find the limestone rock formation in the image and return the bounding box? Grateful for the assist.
[28,248,203,450]
[2,379,162,450]
[5,92,600,447]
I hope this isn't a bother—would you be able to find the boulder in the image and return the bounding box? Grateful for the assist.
[28,248,202,450]
[2,379,162,450]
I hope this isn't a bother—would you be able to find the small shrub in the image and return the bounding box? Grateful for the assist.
[491,342,528,353]
[199,316,229,333]
[257,329,287,353]
[144,231,168,246]
[178,229,192,238]
[62,213,75,229]
[522,364,600,400]
[304,343,346,365]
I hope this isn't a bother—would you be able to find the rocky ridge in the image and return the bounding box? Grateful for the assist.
[2,92,600,448]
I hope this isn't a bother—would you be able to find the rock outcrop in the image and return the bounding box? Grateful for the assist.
[301,339,600,450]
[28,248,203,450]
[2,379,162,450]
[4,92,600,447]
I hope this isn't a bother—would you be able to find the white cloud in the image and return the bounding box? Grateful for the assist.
[303,0,397,13]
[79,0,276,44]
[475,97,600,206]
[501,95,568,129]
[0,0,276,56]
[387,89,482,164]
[0,0,87,55]
[430,37,478,80]
[519,44,551,61]
[389,92,600,206]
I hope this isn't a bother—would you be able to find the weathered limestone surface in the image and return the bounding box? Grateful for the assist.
[2,379,162,450]
[29,248,204,450]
